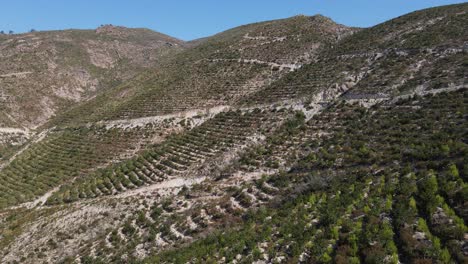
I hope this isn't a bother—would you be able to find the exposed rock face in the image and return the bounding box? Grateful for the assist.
[432,207,453,226]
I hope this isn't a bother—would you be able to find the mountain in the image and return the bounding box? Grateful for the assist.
[242,3,468,105]
[0,3,467,264]
[49,14,355,126]
[0,25,184,130]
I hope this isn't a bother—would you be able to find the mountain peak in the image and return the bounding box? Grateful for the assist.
[290,14,334,23]
[95,24,129,34]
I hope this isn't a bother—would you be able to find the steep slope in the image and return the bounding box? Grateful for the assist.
[142,89,467,264]
[0,14,355,209]
[0,25,184,130]
[243,3,467,105]
[51,15,356,126]
[0,3,467,264]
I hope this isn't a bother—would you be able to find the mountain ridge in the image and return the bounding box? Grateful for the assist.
[45,13,356,128]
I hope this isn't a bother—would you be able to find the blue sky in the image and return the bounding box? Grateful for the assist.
[1,0,466,40]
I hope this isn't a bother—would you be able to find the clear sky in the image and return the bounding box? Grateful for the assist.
[1,0,466,40]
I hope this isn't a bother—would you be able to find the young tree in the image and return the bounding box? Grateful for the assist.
[418,171,439,214]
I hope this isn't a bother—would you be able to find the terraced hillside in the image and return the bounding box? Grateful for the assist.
[0,106,235,210]
[0,125,159,209]
[46,108,291,204]
[243,3,468,105]
[157,89,465,264]
[0,3,467,264]
[51,15,356,126]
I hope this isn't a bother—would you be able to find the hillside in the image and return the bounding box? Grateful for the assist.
[0,3,467,264]
[0,25,184,163]
[49,14,356,126]
[0,25,184,131]
[243,3,468,105]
